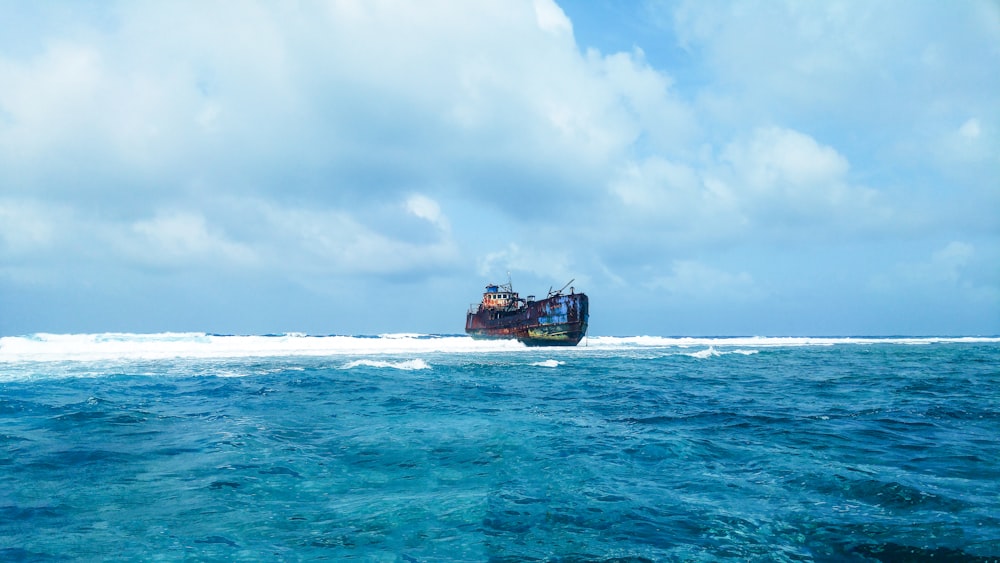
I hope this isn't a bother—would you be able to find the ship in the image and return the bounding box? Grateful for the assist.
[465,279,589,346]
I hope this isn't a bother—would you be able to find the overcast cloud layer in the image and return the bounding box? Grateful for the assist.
[1,0,997,336]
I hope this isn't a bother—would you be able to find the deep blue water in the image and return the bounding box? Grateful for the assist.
[1,337,998,561]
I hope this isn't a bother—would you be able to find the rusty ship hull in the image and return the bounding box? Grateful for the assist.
[466,291,589,347]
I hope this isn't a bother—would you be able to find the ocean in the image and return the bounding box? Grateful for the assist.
[1,333,998,562]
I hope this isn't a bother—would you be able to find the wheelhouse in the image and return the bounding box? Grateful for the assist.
[481,283,521,310]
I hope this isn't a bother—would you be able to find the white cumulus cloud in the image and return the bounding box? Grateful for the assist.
[646,260,760,302]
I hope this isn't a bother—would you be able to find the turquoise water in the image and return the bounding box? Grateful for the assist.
[1,335,998,561]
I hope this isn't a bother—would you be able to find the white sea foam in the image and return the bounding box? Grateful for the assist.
[531,359,564,368]
[0,332,996,363]
[0,333,523,362]
[681,347,761,359]
[341,359,430,370]
[685,347,722,359]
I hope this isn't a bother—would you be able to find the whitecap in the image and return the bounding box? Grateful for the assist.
[685,347,722,359]
[531,359,564,368]
[682,347,760,359]
[340,359,430,370]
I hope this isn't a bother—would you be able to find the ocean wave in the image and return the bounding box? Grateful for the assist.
[681,347,760,359]
[340,359,430,370]
[0,332,996,362]
[0,332,523,362]
[531,359,564,368]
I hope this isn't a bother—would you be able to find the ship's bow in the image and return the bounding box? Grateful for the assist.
[520,292,588,346]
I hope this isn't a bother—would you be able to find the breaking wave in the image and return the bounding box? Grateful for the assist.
[340,359,431,371]
[682,347,760,359]
[531,359,564,368]
[0,332,996,362]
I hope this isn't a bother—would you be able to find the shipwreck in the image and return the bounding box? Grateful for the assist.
[465,279,589,346]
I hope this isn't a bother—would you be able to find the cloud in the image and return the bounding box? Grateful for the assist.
[607,154,743,245]
[959,119,981,140]
[534,0,573,36]
[931,241,975,283]
[606,126,886,243]
[715,126,886,230]
[476,243,577,286]
[0,0,696,281]
[667,0,1000,181]
[0,3,600,244]
[0,199,59,255]
[250,199,460,279]
[940,117,995,164]
[645,260,759,302]
[871,241,1000,305]
[0,1,657,209]
[121,211,257,269]
[405,194,449,232]
[721,127,847,194]
[588,47,697,155]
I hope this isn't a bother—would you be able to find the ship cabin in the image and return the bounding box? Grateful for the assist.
[482,284,521,310]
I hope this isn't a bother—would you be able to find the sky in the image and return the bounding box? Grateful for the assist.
[0,0,997,337]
